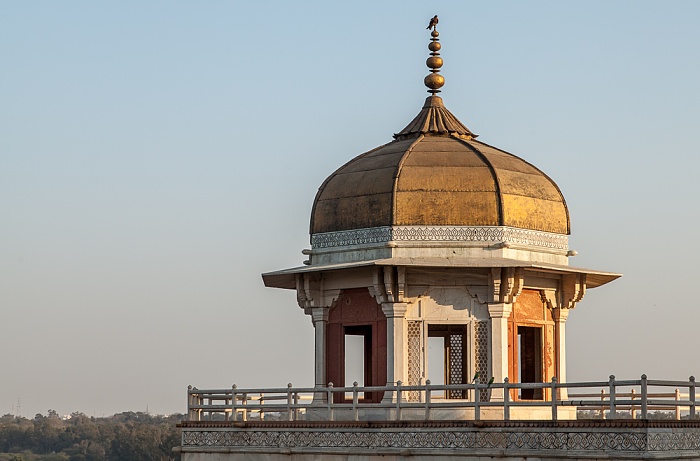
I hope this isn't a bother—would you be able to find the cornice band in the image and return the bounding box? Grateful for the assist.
[311,226,569,251]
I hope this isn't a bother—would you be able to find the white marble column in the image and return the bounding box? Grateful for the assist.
[488,302,512,401]
[552,307,570,399]
[382,302,408,402]
[311,307,330,402]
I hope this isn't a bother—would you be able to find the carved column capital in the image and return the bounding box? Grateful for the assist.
[551,307,570,322]
[381,302,408,319]
[311,307,330,323]
[487,302,513,319]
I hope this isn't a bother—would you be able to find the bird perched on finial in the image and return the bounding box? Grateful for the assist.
[427,15,438,30]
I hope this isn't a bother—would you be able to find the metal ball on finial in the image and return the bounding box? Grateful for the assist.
[424,16,444,94]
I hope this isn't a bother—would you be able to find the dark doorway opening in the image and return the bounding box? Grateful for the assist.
[517,326,543,400]
[428,324,467,399]
[344,325,373,401]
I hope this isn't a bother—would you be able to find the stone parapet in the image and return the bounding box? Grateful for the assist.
[178,419,700,461]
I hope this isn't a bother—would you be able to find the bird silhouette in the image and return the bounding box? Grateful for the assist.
[487,377,495,387]
[471,372,480,383]
[426,15,438,30]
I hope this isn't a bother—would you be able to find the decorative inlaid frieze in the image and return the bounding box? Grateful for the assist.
[181,427,700,452]
[311,226,569,250]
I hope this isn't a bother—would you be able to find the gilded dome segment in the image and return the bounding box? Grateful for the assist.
[394,137,499,226]
[310,139,414,234]
[466,140,570,234]
[310,135,570,236]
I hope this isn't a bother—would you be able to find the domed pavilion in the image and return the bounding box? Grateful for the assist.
[262,27,620,410]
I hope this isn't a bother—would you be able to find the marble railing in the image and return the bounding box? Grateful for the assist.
[186,375,697,422]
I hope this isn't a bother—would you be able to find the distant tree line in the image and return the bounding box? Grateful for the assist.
[0,411,183,461]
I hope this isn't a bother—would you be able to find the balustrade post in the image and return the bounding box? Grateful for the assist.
[630,388,637,419]
[675,388,681,420]
[608,375,616,419]
[241,393,248,422]
[551,377,558,421]
[187,386,193,421]
[231,385,237,422]
[690,376,696,419]
[327,383,334,421]
[600,389,606,420]
[286,383,294,422]
[260,393,265,421]
[352,382,359,422]
[503,377,510,421]
[424,379,432,421]
[474,378,481,421]
[641,374,648,419]
[395,381,403,421]
[294,392,299,421]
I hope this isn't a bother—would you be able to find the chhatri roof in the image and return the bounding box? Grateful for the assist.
[310,29,569,236]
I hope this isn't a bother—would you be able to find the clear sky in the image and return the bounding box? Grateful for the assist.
[2,1,699,418]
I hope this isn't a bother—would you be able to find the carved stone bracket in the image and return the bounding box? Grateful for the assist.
[539,289,557,310]
[562,273,586,309]
[489,267,523,304]
[295,274,341,311]
[370,267,406,304]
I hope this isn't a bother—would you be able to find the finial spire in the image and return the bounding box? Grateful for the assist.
[424,17,444,95]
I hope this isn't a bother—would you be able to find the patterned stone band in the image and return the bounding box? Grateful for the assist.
[311,226,569,250]
[181,427,700,453]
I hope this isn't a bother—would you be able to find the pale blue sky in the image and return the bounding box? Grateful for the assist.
[1,1,699,417]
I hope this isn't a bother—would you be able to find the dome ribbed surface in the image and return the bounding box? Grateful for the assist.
[310,98,569,236]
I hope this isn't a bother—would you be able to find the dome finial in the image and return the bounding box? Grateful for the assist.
[424,16,444,95]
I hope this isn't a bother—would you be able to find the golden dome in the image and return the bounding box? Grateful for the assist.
[310,96,569,236]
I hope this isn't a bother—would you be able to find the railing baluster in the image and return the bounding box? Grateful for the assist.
[641,374,648,419]
[187,385,193,421]
[287,383,293,421]
[630,388,636,419]
[293,392,299,421]
[353,382,359,422]
[241,392,248,422]
[424,379,432,420]
[690,376,696,419]
[396,381,403,421]
[600,389,606,420]
[675,388,681,420]
[474,378,480,421]
[503,378,510,421]
[232,385,238,422]
[608,375,616,420]
[551,377,558,421]
[327,382,334,421]
[260,392,265,421]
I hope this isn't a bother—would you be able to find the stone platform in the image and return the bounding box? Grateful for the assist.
[177,419,700,461]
